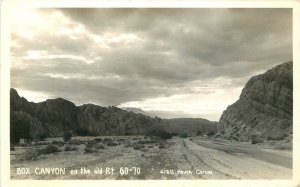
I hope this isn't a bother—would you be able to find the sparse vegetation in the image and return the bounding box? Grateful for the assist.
[84,146,98,153]
[95,143,105,149]
[207,131,215,136]
[84,142,105,153]
[51,140,65,146]
[179,133,188,138]
[251,134,263,144]
[63,131,72,142]
[133,144,145,150]
[40,144,60,154]
[64,144,78,151]
[94,138,102,142]
[146,130,174,139]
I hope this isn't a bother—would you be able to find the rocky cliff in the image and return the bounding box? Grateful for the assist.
[218,61,293,142]
[10,89,169,143]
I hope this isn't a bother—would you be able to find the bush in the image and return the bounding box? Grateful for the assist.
[196,130,203,136]
[133,144,145,150]
[94,138,102,142]
[38,131,50,141]
[207,131,216,136]
[179,133,188,138]
[64,144,77,151]
[106,141,118,147]
[251,134,263,144]
[63,131,72,142]
[51,140,65,146]
[103,138,113,142]
[70,139,82,145]
[84,145,98,153]
[39,144,60,155]
[95,143,105,149]
[146,130,174,139]
[230,136,239,141]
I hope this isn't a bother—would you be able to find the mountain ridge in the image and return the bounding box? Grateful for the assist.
[10,88,217,143]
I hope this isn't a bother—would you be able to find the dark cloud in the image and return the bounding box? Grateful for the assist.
[11,8,292,119]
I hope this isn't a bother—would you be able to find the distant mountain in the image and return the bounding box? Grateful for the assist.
[166,118,217,136]
[122,107,150,116]
[218,61,293,142]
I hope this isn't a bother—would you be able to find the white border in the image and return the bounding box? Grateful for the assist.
[1,1,300,187]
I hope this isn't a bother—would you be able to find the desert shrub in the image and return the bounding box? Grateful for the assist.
[19,143,28,147]
[196,130,203,136]
[251,134,263,144]
[179,133,188,138]
[95,143,105,149]
[171,132,178,137]
[146,130,174,139]
[51,140,65,146]
[84,145,98,153]
[102,138,118,146]
[64,144,78,151]
[106,141,118,147]
[87,140,97,145]
[94,138,102,142]
[124,143,132,147]
[231,136,239,141]
[207,131,216,136]
[39,144,60,155]
[38,131,50,141]
[103,138,113,142]
[63,131,72,142]
[33,141,49,146]
[137,140,151,144]
[158,141,167,149]
[133,144,145,150]
[70,139,82,145]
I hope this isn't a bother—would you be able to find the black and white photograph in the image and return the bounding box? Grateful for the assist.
[1,4,298,183]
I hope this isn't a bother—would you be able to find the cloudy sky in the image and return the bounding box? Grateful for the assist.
[10,8,292,121]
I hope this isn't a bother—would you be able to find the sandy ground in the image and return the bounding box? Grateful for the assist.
[10,136,292,179]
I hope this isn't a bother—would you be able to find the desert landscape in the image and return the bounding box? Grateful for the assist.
[11,134,292,179]
[10,61,293,180]
[9,8,293,180]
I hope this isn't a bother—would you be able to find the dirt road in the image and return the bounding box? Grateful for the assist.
[182,138,292,179]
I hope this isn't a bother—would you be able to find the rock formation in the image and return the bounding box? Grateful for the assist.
[10,88,169,143]
[218,61,293,142]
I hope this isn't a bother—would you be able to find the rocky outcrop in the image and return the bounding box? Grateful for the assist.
[10,88,169,143]
[218,61,293,142]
